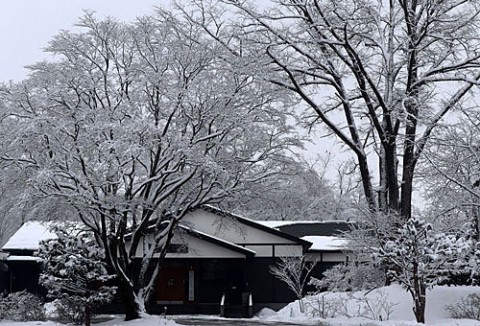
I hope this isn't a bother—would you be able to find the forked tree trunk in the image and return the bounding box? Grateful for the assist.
[411,271,426,324]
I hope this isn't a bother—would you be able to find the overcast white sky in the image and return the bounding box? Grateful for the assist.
[0,0,162,82]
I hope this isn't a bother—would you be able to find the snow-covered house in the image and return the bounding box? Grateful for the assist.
[0,221,55,294]
[0,208,350,315]
[139,206,312,315]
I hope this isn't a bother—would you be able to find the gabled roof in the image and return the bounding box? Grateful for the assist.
[178,225,256,258]
[200,205,312,247]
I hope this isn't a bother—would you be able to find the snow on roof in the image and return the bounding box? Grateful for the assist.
[6,255,43,262]
[302,236,348,251]
[2,221,56,251]
[256,221,294,228]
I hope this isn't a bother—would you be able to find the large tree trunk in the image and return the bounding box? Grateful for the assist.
[357,152,377,212]
[119,280,143,321]
[401,165,415,219]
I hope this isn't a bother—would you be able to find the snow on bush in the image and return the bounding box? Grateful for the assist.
[310,262,385,292]
[295,288,397,321]
[445,292,480,320]
[0,290,46,322]
[37,227,116,325]
[261,285,480,325]
[371,217,469,323]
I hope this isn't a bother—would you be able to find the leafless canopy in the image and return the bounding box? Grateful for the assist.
[180,0,480,219]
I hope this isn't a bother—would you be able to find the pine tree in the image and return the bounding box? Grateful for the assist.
[37,227,116,326]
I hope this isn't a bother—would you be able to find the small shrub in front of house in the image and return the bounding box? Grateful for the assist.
[37,227,116,326]
[303,289,397,321]
[446,292,480,320]
[0,290,45,321]
[53,297,94,325]
[269,255,318,313]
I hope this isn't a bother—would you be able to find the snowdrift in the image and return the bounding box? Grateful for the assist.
[258,285,480,325]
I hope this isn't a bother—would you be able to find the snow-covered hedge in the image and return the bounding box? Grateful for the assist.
[0,290,45,322]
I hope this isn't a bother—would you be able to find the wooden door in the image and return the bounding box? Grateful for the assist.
[154,266,187,303]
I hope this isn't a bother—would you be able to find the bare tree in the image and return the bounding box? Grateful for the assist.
[0,11,299,320]
[0,169,32,245]
[422,109,480,237]
[270,255,318,313]
[180,0,480,219]
[224,159,347,221]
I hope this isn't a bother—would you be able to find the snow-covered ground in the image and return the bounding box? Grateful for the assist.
[258,285,480,325]
[0,315,178,326]
[1,286,480,325]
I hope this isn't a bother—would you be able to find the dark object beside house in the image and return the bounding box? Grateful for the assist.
[220,286,253,318]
